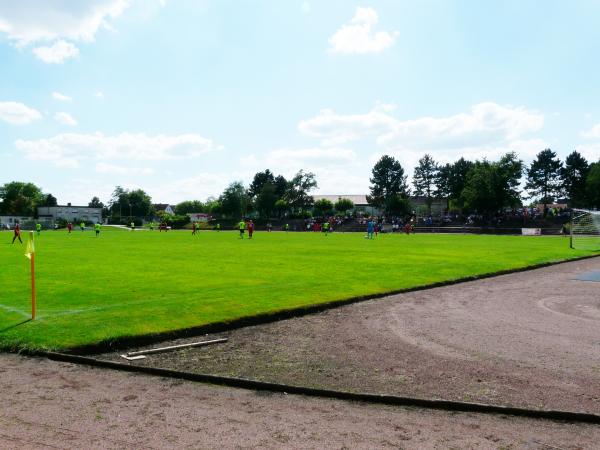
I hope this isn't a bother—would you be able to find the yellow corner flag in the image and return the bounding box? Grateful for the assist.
[25,231,36,319]
[25,233,35,259]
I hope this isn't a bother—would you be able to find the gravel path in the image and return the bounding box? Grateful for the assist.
[102,257,600,413]
[2,353,600,449]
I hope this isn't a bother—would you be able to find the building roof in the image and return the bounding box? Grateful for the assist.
[312,195,370,206]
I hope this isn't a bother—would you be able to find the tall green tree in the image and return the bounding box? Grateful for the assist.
[255,182,277,218]
[525,149,563,214]
[108,186,153,220]
[313,198,334,217]
[40,193,58,207]
[412,154,438,215]
[334,198,354,214]
[273,175,288,199]
[0,181,44,215]
[284,170,317,212]
[248,169,275,198]
[88,196,104,208]
[174,200,205,215]
[586,161,600,208]
[561,151,589,208]
[219,181,249,218]
[461,153,523,218]
[367,155,409,211]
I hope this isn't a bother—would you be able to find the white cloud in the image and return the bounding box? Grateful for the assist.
[581,123,600,139]
[0,0,130,63]
[52,92,72,102]
[300,102,544,150]
[54,112,78,127]
[0,101,42,125]
[94,91,105,99]
[0,0,130,46]
[15,132,223,168]
[32,39,79,63]
[329,7,398,54]
[95,162,155,175]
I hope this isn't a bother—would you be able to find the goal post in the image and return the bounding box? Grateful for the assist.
[570,209,600,250]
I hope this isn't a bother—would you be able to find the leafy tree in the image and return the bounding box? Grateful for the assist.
[205,198,223,215]
[561,151,589,208]
[88,196,103,208]
[274,175,288,199]
[313,198,334,217]
[219,181,249,218]
[586,161,600,208]
[108,186,153,220]
[0,181,44,215]
[412,154,438,215]
[284,170,317,212]
[249,170,275,198]
[367,155,409,211]
[174,200,205,215]
[255,182,277,218]
[334,198,354,214]
[442,158,474,211]
[274,199,288,219]
[461,153,523,218]
[525,149,563,214]
[39,193,58,207]
[386,194,412,217]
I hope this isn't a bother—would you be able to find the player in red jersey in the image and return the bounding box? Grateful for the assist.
[67,222,73,233]
[12,222,22,244]
[247,220,254,239]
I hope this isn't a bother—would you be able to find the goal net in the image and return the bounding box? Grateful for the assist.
[571,209,600,250]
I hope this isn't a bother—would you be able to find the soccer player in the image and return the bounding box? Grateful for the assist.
[323,221,330,236]
[238,219,246,239]
[284,223,289,233]
[11,222,22,244]
[216,223,221,232]
[67,222,73,233]
[248,220,254,239]
[367,218,375,239]
[95,222,101,237]
[130,221,135,231]
[192,222,197,235]
[80,221,85,232]
[36,223,41,236]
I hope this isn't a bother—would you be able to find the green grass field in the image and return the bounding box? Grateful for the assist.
[0,228,595,351]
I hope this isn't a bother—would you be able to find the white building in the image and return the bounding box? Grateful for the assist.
[37,205,102,223]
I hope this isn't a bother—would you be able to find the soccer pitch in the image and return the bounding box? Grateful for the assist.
[0,228,595,351]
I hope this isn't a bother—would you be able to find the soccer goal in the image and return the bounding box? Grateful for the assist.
[570,209,600,250]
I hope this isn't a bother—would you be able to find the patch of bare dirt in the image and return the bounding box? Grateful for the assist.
[101,257,600,414]
[2,353,600,449]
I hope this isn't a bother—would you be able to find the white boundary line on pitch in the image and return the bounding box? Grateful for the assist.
[0,303,31,318]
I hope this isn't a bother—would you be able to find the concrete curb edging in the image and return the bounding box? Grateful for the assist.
[65,254,600,355]
[40,351,600,425]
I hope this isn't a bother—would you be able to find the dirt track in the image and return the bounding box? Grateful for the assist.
[104,257,600,414]
[3,353,600,449]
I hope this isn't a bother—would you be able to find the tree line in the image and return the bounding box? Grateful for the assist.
[1,149,598,220]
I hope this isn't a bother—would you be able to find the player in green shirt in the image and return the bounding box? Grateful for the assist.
[80,221,85,231]
[216,223,221,232]
[130,222,135,231]
[323,221,330,236]
[238,220,246,239]
[36,223,42,235]
[284,223,289,232]
[95,222,101,237]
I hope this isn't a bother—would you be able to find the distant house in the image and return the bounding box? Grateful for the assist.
[37,205,102,223]
[0,215,35,228]
[187,213,210,222]
[153,204,175,215]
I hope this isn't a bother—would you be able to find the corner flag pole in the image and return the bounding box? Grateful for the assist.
[569,211,574,249]
[25,231,36,320]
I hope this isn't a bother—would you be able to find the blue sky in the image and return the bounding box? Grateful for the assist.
[1,0,599,205]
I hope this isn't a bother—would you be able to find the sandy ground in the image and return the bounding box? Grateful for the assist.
[2,353,600,449]
[103,257,600,414]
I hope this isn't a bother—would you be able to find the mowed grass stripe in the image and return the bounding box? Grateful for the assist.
[0,228,594,350]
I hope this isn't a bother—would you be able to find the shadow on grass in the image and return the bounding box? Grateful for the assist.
[0,318,32,333]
